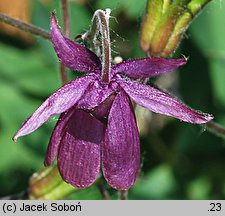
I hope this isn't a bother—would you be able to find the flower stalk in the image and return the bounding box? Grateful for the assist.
[85,9,112,83]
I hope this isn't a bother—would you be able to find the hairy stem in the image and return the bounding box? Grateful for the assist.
[0,12,50,39]
[86,9,111,83]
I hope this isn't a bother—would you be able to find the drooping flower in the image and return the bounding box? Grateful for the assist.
[13,13,213,190]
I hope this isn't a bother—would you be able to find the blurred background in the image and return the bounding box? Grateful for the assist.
[0,0,225,199]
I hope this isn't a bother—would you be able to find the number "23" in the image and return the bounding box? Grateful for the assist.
[209,203,221,211]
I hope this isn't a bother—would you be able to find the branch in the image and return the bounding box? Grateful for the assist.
[61,0,70,38]
[206,121,225,140]
[0,12,50,39]
[60,0,70,84]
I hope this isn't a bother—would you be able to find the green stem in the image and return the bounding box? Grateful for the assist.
[29,166,77,200]
[36,181,77,200]
[0,12,50,39]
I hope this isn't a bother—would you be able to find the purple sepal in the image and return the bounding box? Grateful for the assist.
[51,13,101,74]
[111,58,186,79]
[13,74,96,141]
[119,79,213,124]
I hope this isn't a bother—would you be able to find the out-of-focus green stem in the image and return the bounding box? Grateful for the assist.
[29,166,77,200]
[35,181,77,200]
[206,121,225,140]
[29,166,61,199]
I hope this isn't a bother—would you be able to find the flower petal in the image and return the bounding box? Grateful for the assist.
[77,79,114,110]
[119,79,213,124]
[58,109,105,188]
[51,13,101,73]
[13,74,95,141]
[91,94,116,123]
[102,90,140,190]
[44,108,74,166]
[111,57,186,79]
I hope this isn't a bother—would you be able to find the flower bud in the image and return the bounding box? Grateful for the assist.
[140,0,212,57]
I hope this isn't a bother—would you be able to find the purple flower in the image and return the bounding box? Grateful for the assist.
[13,14,213,190]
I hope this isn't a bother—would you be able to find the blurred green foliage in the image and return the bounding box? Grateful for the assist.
[0,0,225,199]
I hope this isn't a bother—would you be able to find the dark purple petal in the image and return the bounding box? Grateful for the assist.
[44,109,74,166]
[51,13,101,73]
[58,109,105,188]
[13,75,95,141]
[111,57,186,79]
[77,79,114,110]
[119,79,213,124]
[102,90,140,190]
[91,94,116,123]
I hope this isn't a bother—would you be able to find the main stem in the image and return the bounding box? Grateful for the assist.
[89,9,111,83]
[60,0,70,84]
[61,0,70,38]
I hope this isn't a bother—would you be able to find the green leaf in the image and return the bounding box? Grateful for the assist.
[0,43,60,96]
[70,3,92,36]
[187,177,211,199]
[131,164,176,199]
[190,0,225,107]
[0,81,44,172]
